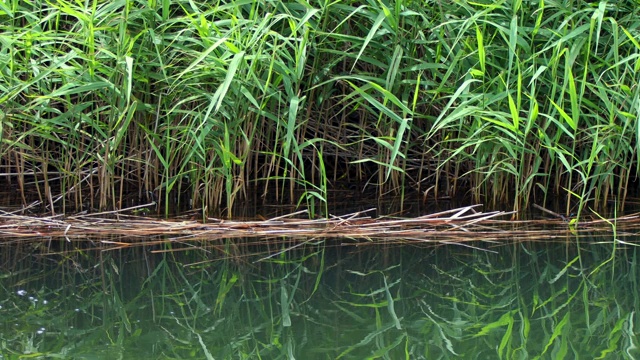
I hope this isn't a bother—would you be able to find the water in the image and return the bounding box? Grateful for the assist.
[1,235,639,359]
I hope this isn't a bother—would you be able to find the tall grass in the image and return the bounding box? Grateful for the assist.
[1,0,639,217]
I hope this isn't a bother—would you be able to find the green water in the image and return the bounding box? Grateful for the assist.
[1,236,639,359]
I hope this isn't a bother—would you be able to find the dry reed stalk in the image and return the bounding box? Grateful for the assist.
[1,206,638,250]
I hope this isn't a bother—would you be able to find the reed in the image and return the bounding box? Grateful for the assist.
[1,0,639,217]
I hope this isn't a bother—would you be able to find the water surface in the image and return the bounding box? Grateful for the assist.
[1,235,638,359]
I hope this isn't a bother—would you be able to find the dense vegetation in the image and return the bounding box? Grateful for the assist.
[1,0,639,217]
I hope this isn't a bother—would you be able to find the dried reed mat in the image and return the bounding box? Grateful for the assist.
[0,204,638,247]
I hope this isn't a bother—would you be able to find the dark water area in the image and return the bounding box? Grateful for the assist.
[0,184,467,219]
[1,233,639,359]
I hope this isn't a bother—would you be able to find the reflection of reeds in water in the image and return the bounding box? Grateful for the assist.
[0,1,639,218]
[1,232,639,358]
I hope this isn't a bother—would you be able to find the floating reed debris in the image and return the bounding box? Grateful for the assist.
[1,205,639,250]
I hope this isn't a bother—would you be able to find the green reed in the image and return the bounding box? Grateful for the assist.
[1,0,639,217]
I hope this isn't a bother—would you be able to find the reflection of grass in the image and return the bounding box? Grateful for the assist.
[1,239,640,358]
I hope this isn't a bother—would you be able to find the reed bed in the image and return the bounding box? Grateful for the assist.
[1,0,639,218]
